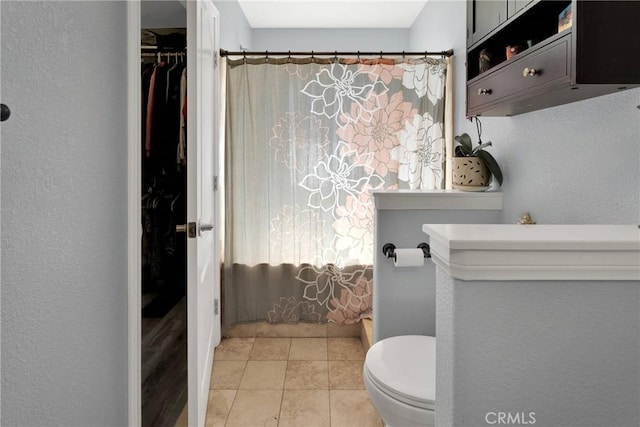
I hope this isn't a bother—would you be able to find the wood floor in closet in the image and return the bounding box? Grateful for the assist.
[142,295,188,427]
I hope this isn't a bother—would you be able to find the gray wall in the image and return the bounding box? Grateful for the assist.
[215,0,252,50]
[142,0,186,28]
[252,28,410,51]
[1,1,129,425]
[436,273,640,426]
[410,1,640,225]
[374,208,502,342]
[409,0,467,136]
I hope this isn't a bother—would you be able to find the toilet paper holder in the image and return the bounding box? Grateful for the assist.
[382,242,431,260]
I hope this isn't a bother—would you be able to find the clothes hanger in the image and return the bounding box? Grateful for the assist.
[170,192,182,212]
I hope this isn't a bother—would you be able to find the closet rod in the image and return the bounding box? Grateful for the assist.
[219,49,453,58]
[141,52,184,55]
[141,46,187,51]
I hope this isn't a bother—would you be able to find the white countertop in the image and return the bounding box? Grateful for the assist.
[422,224,640,281]
[373,190,503,210]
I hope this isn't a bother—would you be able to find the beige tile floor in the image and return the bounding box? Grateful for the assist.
[204,337,383,427]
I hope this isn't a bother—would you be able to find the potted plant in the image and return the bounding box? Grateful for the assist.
[452,131,503,191]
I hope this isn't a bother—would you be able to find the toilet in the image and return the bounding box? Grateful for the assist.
[363,335,435,427]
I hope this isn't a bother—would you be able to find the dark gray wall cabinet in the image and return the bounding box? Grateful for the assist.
[466,0,640,116]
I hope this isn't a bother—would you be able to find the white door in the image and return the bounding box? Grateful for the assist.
[186,1,220,426]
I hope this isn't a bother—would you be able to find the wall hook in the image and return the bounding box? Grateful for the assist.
[1,104,10,122]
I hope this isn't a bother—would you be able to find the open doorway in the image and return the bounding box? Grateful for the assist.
[131,2,221,426]
[140,2,188,426]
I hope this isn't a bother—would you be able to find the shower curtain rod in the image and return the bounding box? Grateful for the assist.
[219,49,453,58]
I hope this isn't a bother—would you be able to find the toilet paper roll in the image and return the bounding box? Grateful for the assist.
[393,248,424,267]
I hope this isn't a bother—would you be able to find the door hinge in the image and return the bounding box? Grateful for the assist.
[213,176,218,191]
[214,299,219,315]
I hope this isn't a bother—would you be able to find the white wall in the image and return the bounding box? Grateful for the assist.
[410,1,640,225]
[1,2,129,425]
[214,0,408,52]
[215,0,252,50]
[252,28,410,51]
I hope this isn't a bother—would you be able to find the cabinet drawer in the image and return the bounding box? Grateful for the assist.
[468,35,571,113]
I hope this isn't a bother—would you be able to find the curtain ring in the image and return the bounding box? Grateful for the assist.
[311,51,314,59]
[357,50,360,59]
[379,50,383,59]
[424,51,428,60]
[265,50,269,62]
[402,50,405,59]
[334,50,338,61]
[288,50,291,59]
[243,51,246,63]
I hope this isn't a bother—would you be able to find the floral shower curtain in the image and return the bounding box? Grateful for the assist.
[224,55,450,327]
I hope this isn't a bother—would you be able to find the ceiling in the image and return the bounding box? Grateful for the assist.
[237,0,429,28]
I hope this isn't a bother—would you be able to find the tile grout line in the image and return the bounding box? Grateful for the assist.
[276,337,292,426]
[223,338,253,427]
[230,339,251,426]
[327,337,333,426]
[277,338,292,426]
[276,388,285,427]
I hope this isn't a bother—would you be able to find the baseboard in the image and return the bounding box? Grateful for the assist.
[223,321,361,338]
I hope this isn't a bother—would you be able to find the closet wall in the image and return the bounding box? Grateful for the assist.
[142,0,186,28]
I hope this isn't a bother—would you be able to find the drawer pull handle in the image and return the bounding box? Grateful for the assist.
[523,67,538,77]
[477,88,492,95]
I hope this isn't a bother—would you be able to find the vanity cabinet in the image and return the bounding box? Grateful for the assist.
[508,0,532,17]
[466,0,507,47]
[466,0,640,117]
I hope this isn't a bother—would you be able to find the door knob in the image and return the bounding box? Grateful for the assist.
[176,222,197,238]
[176,222,213,238]
[522,67,537,77]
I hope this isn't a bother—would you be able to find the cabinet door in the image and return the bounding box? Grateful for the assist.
[469,0,507,46]
[508,0,532,18]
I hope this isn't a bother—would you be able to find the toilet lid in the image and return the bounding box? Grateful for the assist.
[365,335,435,410]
